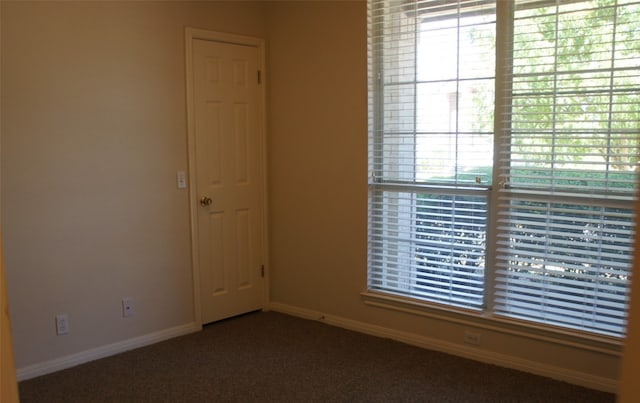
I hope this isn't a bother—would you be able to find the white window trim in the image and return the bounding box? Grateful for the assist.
[361,291,625,352]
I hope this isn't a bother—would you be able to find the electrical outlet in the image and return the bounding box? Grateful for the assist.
[463,330,481,345]
[55,314,69,335]
[122,297,134,317]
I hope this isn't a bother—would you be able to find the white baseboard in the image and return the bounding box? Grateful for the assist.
[16,322,201,381]
[268,302,618,394]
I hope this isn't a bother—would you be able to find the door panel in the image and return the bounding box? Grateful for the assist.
[192,38,264,324]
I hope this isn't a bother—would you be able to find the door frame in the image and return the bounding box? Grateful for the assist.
[185,27,269,327]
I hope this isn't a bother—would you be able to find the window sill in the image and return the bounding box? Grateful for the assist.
[361,290,624,356]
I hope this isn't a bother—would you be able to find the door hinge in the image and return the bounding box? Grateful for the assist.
[257,70,261,84]
[261,265,265,277]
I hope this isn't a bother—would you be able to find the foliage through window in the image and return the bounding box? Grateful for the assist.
[368,0,639,337]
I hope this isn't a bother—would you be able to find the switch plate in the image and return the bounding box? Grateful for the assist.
[177,171,187,189]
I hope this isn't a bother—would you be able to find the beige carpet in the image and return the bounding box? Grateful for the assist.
[19,311,614,402]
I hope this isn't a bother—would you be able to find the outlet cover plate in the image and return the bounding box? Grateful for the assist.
[122,297,134,317]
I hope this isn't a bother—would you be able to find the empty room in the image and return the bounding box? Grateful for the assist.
[1,0,639,401]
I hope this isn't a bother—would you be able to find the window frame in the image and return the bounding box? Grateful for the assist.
[366,0,637,343]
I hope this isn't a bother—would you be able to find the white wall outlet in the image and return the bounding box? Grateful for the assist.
[122,297,135,317]
[55,314,69,335]
[463,330,482,346]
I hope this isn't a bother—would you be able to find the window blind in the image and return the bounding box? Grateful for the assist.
[368,0,496,309]
[369,189,488,308]
[368,0,638,338]
[493,0,639,336]
[370,0,496,185]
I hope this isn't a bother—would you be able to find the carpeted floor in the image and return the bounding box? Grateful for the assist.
[19,311,615,402]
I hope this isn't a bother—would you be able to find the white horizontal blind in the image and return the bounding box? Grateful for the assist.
[370,0,496,185]
[369,190,488,308]
[368,0,495,309]
[494,0,639,336]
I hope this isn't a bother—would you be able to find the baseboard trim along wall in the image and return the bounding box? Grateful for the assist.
[16,322,201,381]
[268,302,618,394]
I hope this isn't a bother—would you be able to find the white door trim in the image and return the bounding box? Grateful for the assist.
[184,27,269,327]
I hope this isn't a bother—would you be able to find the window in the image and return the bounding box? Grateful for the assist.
[368,0,639,337]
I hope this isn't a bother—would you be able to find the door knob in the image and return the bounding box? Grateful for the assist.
[200,196,213,207]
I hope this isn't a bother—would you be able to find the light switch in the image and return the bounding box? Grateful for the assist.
[177,171,187,189]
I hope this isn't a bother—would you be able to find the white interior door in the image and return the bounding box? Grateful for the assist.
[191,37,265,324]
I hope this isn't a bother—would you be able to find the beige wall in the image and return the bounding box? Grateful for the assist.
[0,3,19,398]
[1,229,19,402]
[1,0,636,397]
[265,1,627,394]
[1,0,266,368]
[266,1,369,317]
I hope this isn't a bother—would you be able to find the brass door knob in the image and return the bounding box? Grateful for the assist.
[199,196,213,207]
